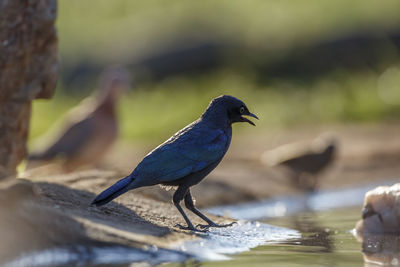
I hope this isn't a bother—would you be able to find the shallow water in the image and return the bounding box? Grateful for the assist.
[174,221,300,261]
[166,181,400,266]
[165,208,364,267]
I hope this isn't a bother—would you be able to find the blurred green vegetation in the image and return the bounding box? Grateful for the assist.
[31,68,400,141]
[57,0,400,63]
[30,0,400,143]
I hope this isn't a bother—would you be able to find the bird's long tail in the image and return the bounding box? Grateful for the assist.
[91,175,135,206]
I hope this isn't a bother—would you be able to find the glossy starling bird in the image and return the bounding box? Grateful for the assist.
[28,67,130,171]
[262,135,337,192]
[91,95,258,232]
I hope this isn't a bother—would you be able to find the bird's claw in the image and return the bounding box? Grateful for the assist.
[196,223,211,230]
[219,221,237,227]
[196,221,237,229]
[174,224,208,233]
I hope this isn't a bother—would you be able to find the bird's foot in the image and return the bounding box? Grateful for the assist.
[175,223,208,233]
[196,221,237,229]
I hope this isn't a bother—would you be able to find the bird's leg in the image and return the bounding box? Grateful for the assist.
[299,173,317,193]
[184,189,235,229]
[173,186,206,232]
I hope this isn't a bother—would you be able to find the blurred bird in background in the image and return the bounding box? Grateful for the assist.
[28,66,131,172]
[261,134,338,192]
[356,183,400,235]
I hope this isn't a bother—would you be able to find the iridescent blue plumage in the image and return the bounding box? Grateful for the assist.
[92,95,258,231]
[132,123,230,185]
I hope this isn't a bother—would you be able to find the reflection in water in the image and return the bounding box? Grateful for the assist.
[276,213,334,253]
[360,234,400,266]
[355,224,400,266]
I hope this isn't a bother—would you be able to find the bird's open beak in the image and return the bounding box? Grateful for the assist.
[241,113,259,126]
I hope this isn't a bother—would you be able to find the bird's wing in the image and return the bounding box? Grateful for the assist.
[134,124,229,183]
[36,117,95,159]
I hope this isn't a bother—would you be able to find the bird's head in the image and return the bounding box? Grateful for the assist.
[99,66,132,101]
[202,95,258,127]
[313,133,338,155]
[357,183,400,235]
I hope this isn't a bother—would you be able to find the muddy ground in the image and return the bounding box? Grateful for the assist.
[2,123,400,264]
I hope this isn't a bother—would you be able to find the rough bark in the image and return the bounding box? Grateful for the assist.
[0,0,58,178]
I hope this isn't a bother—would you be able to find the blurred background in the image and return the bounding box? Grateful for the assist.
[29,0,400,144]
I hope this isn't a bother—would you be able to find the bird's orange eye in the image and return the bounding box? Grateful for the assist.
[239,107,245,114]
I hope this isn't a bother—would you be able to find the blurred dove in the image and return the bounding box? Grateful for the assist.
[28,67,130,171]
[356,183,400,235]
